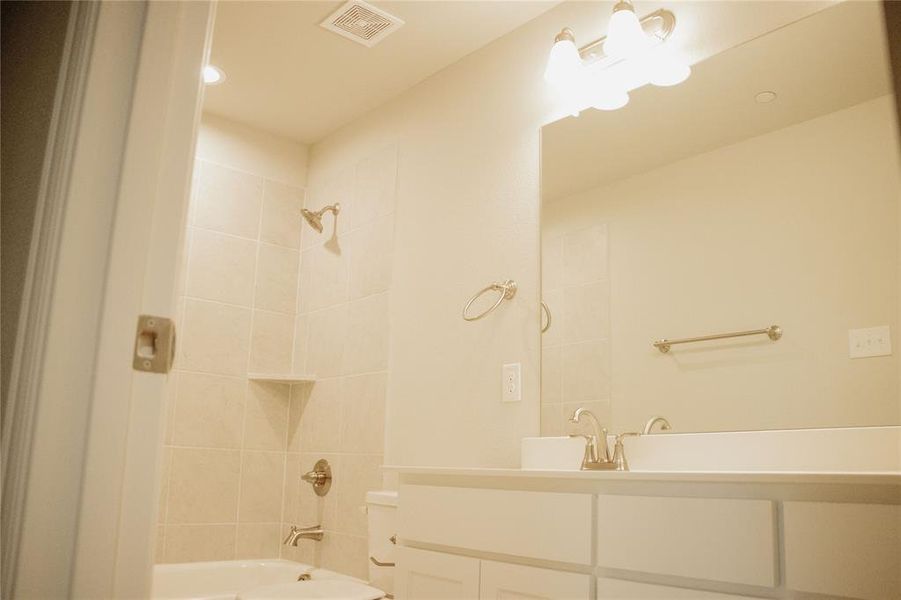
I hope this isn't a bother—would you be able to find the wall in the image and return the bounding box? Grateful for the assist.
[307,1,834,468]
[279,142,397,580]
[0,0,72,403]
[156,114,308,562]
[542,95,901,434]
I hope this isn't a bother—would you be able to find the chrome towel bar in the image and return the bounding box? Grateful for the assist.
[654,325,782,353]
[463,279,517,321]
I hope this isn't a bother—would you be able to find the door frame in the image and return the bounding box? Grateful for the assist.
[1,1,214,597]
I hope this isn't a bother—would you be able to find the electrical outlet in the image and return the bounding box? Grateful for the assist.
[848,326,892,359]
[502,363,521,403]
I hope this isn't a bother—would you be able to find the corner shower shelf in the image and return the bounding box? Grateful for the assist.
[247,373,316,385]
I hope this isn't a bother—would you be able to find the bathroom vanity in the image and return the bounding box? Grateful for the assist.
[391,466,900,600]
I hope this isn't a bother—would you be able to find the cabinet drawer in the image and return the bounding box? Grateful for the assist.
[399,485,592,564]
[597,578,759,599]
[784,501,901,600]
[481,561,590,599]
[597,495,776,587]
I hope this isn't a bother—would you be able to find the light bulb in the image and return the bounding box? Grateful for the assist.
[544,29,582,89]
[203,65,225,85]
[646,55,691,87]
[603,1,650,60]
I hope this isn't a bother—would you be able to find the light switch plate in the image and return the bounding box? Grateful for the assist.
[848,326,892,359]
[502,363,521,402]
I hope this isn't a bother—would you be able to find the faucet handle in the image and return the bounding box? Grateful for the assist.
[569,434,597,464]
[612,431,641,471]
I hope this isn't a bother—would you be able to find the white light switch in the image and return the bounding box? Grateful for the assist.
[502,363,521,402]
[848,326,892,359]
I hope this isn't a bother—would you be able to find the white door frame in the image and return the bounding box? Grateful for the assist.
[1,1,214,597]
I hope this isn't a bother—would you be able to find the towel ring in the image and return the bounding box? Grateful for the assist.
[540,301,552,333]
[463,280,517,321]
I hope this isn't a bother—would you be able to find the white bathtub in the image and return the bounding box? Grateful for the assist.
[151,560,384,600]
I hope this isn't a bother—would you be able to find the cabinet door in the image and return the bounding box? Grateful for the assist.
[481,560,591,600]
[395,547,480,600]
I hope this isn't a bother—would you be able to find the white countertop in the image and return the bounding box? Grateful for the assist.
[384,465,901,486]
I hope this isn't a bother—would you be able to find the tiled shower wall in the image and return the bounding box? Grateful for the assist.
[157,131,396,581]
[157,158,304,562]
[540,224,611,436]
[281,143,397,580]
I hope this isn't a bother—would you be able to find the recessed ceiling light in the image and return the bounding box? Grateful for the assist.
[203,65,225,86]
[755,90,777,104]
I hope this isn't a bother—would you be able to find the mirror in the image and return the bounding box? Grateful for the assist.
[539,2,901,435]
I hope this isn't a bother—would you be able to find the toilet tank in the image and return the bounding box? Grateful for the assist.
[366,490,398,595]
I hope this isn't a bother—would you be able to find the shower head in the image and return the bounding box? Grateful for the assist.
[300,203,340,233]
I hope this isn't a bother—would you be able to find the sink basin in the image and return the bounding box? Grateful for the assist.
[521,436,584,470]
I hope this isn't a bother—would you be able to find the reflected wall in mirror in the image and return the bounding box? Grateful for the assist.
[540,1,901,435]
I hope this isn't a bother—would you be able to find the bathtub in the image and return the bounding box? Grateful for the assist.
[151,559,384,600]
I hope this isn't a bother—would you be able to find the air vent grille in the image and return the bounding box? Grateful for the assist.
[320,1,404,48]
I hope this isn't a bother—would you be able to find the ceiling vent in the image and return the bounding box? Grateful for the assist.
[320,1,405,48]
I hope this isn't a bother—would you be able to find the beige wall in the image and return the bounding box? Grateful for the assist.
[543,95,901,434]
[156,115,308,563]
[308,0,834,469]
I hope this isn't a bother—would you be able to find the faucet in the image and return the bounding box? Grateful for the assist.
[568,408,614,470]
[642,416,672,435]
[283,525,324,545]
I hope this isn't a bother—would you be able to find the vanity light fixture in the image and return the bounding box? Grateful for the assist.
[545,2,690,112]
[202,65,225,85]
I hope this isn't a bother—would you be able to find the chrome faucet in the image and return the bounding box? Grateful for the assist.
[568,408,614,470]
[642,416,672,434]
[283,525,324,545]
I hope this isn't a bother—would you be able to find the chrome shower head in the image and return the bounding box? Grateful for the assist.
[300,203,340,234]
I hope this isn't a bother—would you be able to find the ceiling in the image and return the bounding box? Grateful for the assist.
[204,1,558,145]
[541,1,894,201]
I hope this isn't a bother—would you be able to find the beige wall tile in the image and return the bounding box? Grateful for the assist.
[286,385,310,453]
[298,245,349,313]
[292,315,309,374]
[335,454,383,537]
[168,448,240,524]
[164,524,236,563]
[193,161,263,239]
[255,244,299,314]
[282,453,303,524]
[244,381,289,451]
[351,144,397,229]
[171,373,246,449]
[542,235,564,292]
[562,339,610,403]
[540,346,563,405]
[238,451,285,523]
[316,532,368,581]
[249,310,294,374]
[562,281,610,344]
[163,372,178,444]
[340,373,387,454]
[185,228,257,306]
[306,305,348,379]
[540,404,564,437]
[563,225,608,287]
[261,180,304,249]
[295,378,341,453]
[348,216,394,300]
[236,523,281,559]
[179,300,251,376]
[343,293,389,375]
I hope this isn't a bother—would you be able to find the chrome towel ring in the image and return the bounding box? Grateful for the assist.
[540,301,552,333]
[463,280,517,321]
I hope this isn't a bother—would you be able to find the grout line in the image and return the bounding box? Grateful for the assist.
[190,222,302,253]
[197,158,307,192]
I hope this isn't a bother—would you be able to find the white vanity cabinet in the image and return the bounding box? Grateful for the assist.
[393,469,900,600]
